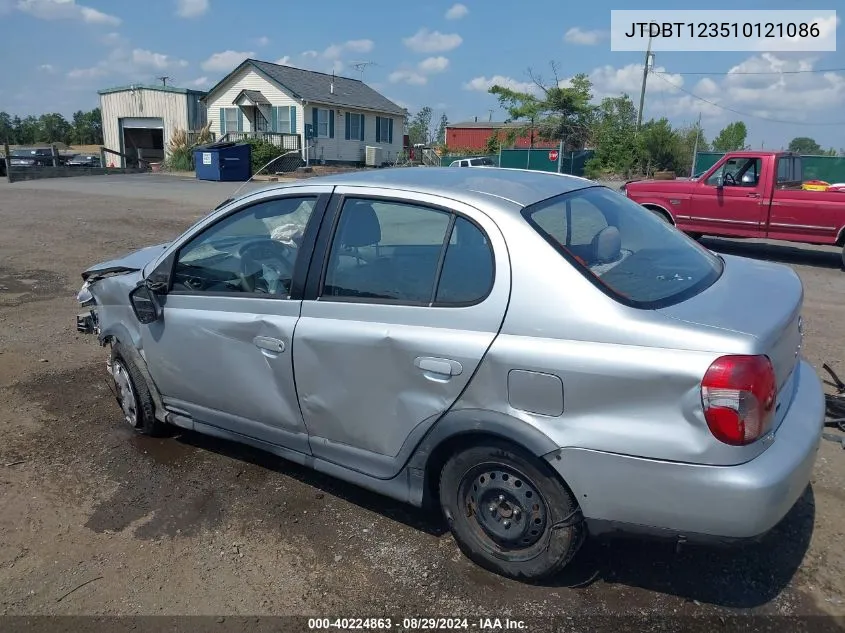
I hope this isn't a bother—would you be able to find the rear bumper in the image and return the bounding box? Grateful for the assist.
[547,359,824,540]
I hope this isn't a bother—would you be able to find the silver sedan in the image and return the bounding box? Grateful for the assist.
[76,167,824,581]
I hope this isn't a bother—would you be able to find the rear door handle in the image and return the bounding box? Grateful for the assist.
[414,357,463,376]
[253,336,285,353]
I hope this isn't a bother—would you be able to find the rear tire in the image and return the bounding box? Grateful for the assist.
[841,244,845,271]
[439,440,584,581]
[110,342,167,436]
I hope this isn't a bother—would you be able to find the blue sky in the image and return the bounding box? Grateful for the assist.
[0,0,843,149]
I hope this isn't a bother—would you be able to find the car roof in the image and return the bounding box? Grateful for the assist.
[263,167,596,209]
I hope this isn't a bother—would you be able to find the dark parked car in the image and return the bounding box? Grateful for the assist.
[9,148,54,167]
[67,154,101,167]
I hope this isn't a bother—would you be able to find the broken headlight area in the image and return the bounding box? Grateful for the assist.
[76,281,99,334]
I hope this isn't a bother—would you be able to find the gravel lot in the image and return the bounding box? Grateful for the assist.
[2,173,845,631]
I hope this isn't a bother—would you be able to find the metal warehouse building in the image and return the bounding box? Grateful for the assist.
[99,84,208,167]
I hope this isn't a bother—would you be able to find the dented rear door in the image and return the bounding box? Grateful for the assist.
[292,186,511,478]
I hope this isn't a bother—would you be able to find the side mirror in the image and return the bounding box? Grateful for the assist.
[715,175,724,188]
[129,283,162,324]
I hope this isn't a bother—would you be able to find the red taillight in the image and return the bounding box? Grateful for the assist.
[701,355,777,446]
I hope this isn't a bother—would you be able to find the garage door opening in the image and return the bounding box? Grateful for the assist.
[120,117,164,167]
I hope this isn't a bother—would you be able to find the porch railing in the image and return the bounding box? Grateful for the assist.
[186,130,216,146]
[222,131,301,151]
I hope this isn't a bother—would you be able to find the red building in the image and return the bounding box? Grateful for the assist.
[445,121,559,151]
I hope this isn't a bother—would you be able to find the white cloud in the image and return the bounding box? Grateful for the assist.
[276,55,291,65]
[403,28,462,53]
[581,63,684,99]
[175,0,208,18]
[445,3,468,20]
[564,27,603,45]
[37,63,56,72]
[256,35,270,46]
[201,50,254,72]
[100,31,120,45]
[344,39,374,53]
[389,70,427,85]
[301,50,319,58]
[67,65,107,79]
[418,56,449,74]
[463,75,537,94]
[17,0,121,25]
[186,76,210,88]
[131,48,188,70]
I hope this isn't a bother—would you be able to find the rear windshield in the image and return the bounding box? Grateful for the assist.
[523,186,723,308]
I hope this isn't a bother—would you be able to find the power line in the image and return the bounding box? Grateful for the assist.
[655,67,845,76]
[650,71,845,126]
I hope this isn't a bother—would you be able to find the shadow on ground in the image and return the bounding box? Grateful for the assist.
[702,237,842,270]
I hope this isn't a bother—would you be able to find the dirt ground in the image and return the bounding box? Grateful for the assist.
[2,174,845,630]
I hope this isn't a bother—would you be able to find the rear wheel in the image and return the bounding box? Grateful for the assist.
[439,441,584,581]
[841,244,845,270]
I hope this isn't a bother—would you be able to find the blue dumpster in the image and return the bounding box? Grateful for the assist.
[194,141,252,182]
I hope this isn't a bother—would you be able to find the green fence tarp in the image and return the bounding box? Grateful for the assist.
[694,152,845,183]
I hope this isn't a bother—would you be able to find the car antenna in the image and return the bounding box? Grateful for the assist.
[218,148,302,206]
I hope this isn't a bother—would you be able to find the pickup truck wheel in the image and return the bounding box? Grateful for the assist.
[110,342,167,436]
[439,440,584,581]
[841,245,845,270]
[647,207,673,225]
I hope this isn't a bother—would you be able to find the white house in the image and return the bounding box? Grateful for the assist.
[203,59,406,165]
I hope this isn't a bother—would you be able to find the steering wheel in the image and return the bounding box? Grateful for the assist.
[723,172,737,186]
[237,238,295,294]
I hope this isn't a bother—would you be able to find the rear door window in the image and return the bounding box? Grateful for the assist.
[524,186,723,308]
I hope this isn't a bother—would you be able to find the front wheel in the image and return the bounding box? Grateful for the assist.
[439,441,584,581]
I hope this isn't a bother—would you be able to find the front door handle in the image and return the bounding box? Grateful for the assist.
[746,192,761,198]
[415,356,463,376]
[253,336,285,353]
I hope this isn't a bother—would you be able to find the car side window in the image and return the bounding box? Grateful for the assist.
[531,198,610,265]
[434,216,495,305]
[322,198,451,303]
[706,158,761,187]
[171,196,317,296]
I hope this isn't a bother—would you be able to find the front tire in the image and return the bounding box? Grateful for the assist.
[110,342,167,436]
[439,441,584,581]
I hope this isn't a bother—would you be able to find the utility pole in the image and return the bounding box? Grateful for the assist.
[636,35,653,130]
[690,112,702,177]
[157,76,170,87]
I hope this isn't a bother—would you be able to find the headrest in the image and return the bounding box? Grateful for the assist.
[592,226,621,264]
[340,201,381,247]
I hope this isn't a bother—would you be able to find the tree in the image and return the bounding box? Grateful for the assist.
[434,113,448,146]
[37,113,72,144]
[712,121,748,152]
[676,121,710,176]
[15,116,40,145]
[0,112,14,143]
[71,108,103,145]
[489,62,595,151]
[637,118,684,173]
[584,94,638,178]
[407,106,433,146]
[787,136,823,155]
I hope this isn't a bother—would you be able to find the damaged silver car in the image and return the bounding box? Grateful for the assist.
[77,167,825,581]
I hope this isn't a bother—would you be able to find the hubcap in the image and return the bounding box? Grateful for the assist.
[461,465,548,549]
[112,361,138,427]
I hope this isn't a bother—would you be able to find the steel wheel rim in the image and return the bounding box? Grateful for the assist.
[458,462,549,552]
[112,360,138,427]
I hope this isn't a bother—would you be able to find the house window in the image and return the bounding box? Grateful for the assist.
[346,112,364,141]
[376,116,393,143]
[274,106,291,133]
[224,108,240,133]
[317,108,330,138]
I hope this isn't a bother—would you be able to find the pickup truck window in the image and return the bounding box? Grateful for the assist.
[777,155,802,184]
[524,186,723,309]
[705,157,762,187]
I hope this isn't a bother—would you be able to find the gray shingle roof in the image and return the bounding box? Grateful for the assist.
[234,89,270,105]
[243,59,405,115]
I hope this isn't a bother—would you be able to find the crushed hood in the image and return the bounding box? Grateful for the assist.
[81,242,170,282]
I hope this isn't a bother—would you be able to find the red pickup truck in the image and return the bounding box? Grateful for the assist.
[622,151,845,266]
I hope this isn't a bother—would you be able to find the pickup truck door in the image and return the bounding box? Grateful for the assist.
[689,156,768,237]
